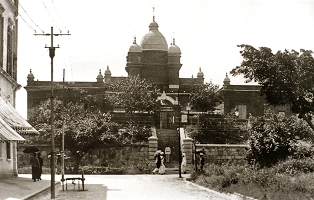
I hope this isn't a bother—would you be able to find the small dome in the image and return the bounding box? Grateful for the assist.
[27,69,34,78]
[197,67,204,78]
[141,18,168,51]
[168,39,181,54]
[224,73,230,82]
[97,69,103,79]
[223,73,231,86]
[129,37,142,52]
[105,66,111,76]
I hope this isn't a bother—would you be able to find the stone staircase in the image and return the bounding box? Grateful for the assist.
[156,129,183,174]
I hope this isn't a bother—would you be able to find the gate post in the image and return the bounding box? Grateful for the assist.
[182,137,193,172]
[148,136,158,163]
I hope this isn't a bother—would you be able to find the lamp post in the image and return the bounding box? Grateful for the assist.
[186,103,191,125]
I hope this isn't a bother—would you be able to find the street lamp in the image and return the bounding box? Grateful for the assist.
[186,103,191,125]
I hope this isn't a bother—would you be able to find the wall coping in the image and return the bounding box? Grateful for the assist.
[196,144,248,148]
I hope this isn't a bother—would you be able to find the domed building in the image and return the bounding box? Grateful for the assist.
[126,16,203,92]
[25,14,206,129]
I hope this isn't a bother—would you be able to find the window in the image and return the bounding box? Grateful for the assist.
[6,142,11,159]
[238,105,247,119]
[6,24,12,76]
[0,142,2,158]
[0,11,4,68]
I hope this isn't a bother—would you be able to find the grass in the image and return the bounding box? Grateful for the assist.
[189,160,314,200]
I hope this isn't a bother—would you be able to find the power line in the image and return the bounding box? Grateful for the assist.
[18,3,44,33]
[41,0,61,32]
[51,0,68,32]
[17,13,36,32]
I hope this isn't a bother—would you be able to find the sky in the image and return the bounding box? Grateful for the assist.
[15,0,314,118]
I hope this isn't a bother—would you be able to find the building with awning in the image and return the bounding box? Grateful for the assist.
[0,96,38,137]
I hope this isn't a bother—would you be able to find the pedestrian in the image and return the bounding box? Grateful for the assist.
[37,152,43,180]
[199,152,205,171]
[159,152,166,175]
[181,153,187,174]
[56,154,61,175]
[165,144,171,163]
[152,150,161,174]
[30,152,40,182]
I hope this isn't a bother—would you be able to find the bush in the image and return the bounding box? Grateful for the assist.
[246,115,314,167]
[189,162,314,199]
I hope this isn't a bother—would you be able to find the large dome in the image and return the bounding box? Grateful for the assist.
[140,19,168,51]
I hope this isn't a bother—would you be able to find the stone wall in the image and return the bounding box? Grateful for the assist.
[195,144,247,164]
[18,144,149,170]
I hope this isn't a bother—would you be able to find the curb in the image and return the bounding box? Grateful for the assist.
[24,181,60,200]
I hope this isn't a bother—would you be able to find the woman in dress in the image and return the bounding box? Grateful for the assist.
[30,152,40,182]
[159,152,166,175]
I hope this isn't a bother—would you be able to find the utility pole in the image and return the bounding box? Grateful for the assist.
[34,27,70,199]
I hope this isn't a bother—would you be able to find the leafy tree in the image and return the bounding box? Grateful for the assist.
[246,114,313,168]
[190,82,223,113]
[28,97,118,173]
[231,45,314,130]
[109,75,160,113]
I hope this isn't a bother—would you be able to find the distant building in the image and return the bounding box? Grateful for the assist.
[0,0,38,179]
[221,74,292,119]
[25,15,206,129]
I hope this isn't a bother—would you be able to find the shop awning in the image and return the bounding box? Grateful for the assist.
[0,117,25,141]
[0,97,38,135]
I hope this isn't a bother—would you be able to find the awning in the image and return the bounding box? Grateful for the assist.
[0,96,38,135]
[0,117,25,141]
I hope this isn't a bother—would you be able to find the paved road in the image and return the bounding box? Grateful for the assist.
[31,174,243,200]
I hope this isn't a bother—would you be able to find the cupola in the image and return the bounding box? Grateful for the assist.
[96,69,103,83]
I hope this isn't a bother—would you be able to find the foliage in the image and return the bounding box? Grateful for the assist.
[231,45,314,130]
[275,157,314,175]
[109,75,160,113]
[246,115,314,167]
[190,162,314,200]
[118,121,151,144]
[190,82,223,112]
[186,112,249,144]
[27,97,119,173]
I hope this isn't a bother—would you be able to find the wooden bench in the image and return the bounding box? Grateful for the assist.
[62,172,85,191]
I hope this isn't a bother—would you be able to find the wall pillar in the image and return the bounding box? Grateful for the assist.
[182,137,193,171]
[148,136,158,164]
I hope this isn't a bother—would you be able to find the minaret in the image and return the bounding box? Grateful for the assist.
[168,38,182,87]
[96,69,103,83]
[126,36,142,76]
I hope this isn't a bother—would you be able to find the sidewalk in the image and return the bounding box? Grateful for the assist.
[0,174,58,200]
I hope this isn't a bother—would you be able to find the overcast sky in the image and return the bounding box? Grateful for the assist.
[16,0,314,117]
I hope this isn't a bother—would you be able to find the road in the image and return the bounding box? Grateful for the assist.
[32,174,244,200]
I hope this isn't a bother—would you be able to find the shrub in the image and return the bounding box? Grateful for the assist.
[246,115,314,167]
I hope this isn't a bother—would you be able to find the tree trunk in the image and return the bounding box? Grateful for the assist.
[303,116,314,132]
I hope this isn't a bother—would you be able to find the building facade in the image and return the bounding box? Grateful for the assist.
[0,0,38,179]
[221,74,292,119]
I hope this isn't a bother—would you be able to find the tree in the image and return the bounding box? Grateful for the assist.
[246,114,313,167]
[109,75,160,113]
[190,82,223,112]
[231,45,314,130]
[28,98,118,173]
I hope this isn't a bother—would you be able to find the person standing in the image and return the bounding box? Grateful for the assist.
[199,153,205,171]
[152,150,161,174]
[37,152,43,180]
[30,152,40,182]
[56,154,61,175]
[181,153,187,174]
[165,145,171,163]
